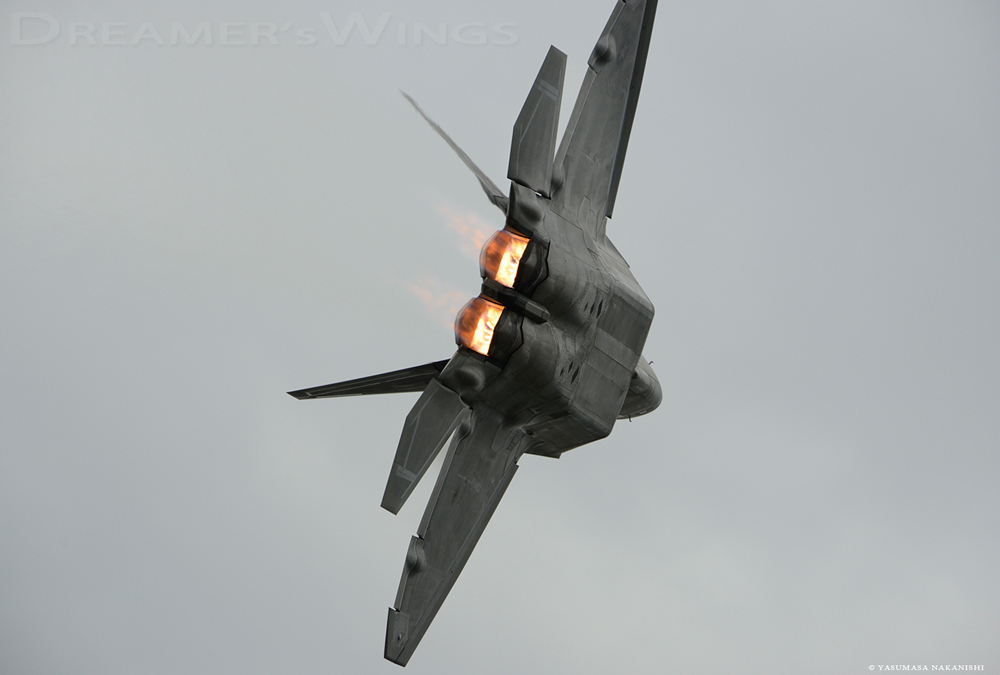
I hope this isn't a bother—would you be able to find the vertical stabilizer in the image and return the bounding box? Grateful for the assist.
[508,46,566,198]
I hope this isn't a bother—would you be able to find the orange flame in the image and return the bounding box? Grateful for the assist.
[438,204,494,260]
[481,230,529,287]
[455,297,505,356]
[407,278,470,332]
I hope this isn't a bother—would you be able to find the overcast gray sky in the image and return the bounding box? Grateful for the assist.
[2,1,999,673]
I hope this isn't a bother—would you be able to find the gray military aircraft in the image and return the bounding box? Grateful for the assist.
[289,0,661,666]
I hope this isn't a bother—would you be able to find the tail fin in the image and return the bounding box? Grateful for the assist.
[508,45,566,198]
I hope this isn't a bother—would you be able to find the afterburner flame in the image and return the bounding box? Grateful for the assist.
[455,297,505,356]
[480,230,529,288]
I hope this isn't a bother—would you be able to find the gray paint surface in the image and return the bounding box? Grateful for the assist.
[2,1,999,674]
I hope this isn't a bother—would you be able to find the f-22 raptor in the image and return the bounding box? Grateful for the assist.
[290,0,661,665]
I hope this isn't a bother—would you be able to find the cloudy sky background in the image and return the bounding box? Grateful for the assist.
[2,1,998,673]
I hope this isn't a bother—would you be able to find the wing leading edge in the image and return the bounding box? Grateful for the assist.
[287,360,448,399]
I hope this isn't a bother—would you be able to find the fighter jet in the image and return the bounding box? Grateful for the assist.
[289,0,661,665]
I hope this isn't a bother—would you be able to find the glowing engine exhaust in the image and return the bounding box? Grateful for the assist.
[478,227,548,295]
[455,296,504,356]
[480,230,529,288]
[454,295,524,360]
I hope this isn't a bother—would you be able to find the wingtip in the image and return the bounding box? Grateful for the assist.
[399,90,420,112]
[385,608,411,666]
[381,489,403,515]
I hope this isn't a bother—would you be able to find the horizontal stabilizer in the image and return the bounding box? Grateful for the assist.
[287,361,448,400]
[381,379,468,515]
[402,91,510,215]
[508,45,566,197]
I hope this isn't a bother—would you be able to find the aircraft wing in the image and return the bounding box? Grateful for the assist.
[402,92,510,215]
[287,360,448,399]
[384,405,530,666]
[551,0,658,237]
